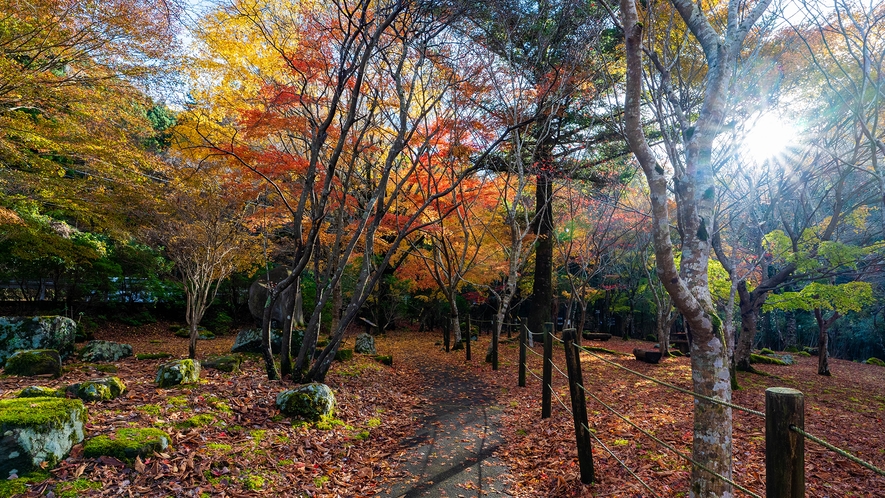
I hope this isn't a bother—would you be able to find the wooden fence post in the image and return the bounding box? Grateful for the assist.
[542,322,553,419]
[518,323,528,387]
[466,314,472,361]
[766,387,804,498]
[563,328,594,484]
[491,316,499,371]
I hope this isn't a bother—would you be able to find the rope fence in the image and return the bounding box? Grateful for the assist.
[513,323,885,497]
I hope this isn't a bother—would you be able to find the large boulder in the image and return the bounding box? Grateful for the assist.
[231,328,303,355]
[0,397,86,479]
[83,428,170,462]
[4,349,62,377]
[276,383,336,422]
[80,340,133,363]
[0,316,76,367]
[67,377,127,402]
[155,359,200,388]
[248,266,296,328]
[354,333,376,354]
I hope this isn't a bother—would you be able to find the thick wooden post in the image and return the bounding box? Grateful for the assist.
[519,323,528,387]
[766,387,804,498]
[466,314,472,361]
[542,322,553,419]
[563,328,594,484]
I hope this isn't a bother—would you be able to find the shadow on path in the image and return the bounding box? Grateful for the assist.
[380,358,510,497]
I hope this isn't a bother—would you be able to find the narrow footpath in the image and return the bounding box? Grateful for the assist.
[380,348,511,497]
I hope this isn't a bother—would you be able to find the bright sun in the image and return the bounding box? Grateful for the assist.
[741,112,798,166]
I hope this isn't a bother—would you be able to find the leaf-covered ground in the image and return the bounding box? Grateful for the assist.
[2,323,884,497]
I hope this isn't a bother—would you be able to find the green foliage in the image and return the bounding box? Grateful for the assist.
[177,414,215,429]
[763,281,874,314]
[56,479,101,498]
[866,357,885,367]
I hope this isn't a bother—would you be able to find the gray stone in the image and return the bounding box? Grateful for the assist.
[276,383,336,422]
[202,355,241,373]
[0,397,86,479]
[248,266,296,327]
[155,359,200,388]
[231,328,303,355]
[4,349,62,377]
[80,340,133,363]
[0,316,76,367]
[354,333,376,354]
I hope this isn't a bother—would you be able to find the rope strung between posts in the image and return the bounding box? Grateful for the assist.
[576,381,762,498]
[790,425,885,477]
[548,373,661,497]
[573,343,765,418]
[525,365,544,383]
[526,347,544,359]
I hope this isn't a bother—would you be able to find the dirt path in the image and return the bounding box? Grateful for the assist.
[380,349,511,497]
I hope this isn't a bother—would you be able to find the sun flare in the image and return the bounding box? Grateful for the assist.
[742,112,798,165]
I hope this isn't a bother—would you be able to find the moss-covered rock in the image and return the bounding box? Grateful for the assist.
[0,397,86,479]
[4,349,62,377]
[17,386,65,398]
[174,327,214,340]
[155,359,200,388]
[202,355,241,373]
[865,357,885,367]
[750,353,789,365]
[354,333,376,354]
[83,428,170,462]
[276,383,336,422]
[0,316,76,367]
[760,348,777,355]
[79,340,132,363]
[373,355,393,366]
[334,348,353,362]
[67,377,127,402]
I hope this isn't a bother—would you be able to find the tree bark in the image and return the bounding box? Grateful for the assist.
[814,308,839,376]
[528,169,554,336]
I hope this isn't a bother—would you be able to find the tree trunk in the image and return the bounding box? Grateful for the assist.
[736,281,759,372]
[814,308,839,376]
[528,170,554,336]
[785,311,797,349]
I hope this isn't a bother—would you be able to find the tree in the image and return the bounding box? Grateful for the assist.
[764,281,874,375]
[619,0,774,494]
[154,176,257,359]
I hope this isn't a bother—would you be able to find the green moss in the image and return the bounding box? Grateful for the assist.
[279,459,294,465]
[785,346,799,353]
[797,351,811,357]
[315,415,345,430]
[242,474,265,491]
[137,404,161,416]
[94,364,118,373]
[249,429,267,443]
[366,417,381,428]
[760,348,776,355]
[314,475,329,488]
[83,428,170,462]
[0,471,49,496]
[353,429,370,441]
[4,349,62,377]
[866,357,885,367]
[136,353,172,360]
[373,355,393,366]
[166,396,188,408]
[334,348,353,361]
[177,414,215,429]
[55,478,102,498]
[207,443,231,452]
[0,397,86,429]
[750,353,788,365]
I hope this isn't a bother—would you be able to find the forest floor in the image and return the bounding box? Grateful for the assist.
[1,322,884,497]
